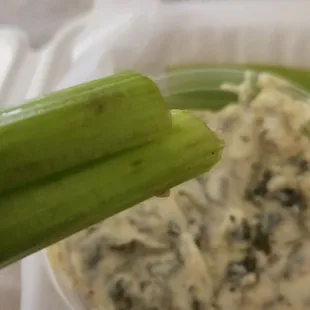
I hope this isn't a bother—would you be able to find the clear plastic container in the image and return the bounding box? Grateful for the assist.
[38,1,310,310]
[43,72,310,310]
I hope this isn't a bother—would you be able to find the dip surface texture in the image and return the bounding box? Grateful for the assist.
[48,74,310,310]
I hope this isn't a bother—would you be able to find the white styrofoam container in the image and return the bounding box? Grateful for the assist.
[39,2,310,310]
[1,0,310,109]
[1,1,310,310]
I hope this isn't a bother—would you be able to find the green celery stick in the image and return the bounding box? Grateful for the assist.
[0,72,171,194]
[0,110,222,269]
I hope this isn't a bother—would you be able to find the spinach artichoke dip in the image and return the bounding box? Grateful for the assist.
[48,72,310,310]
